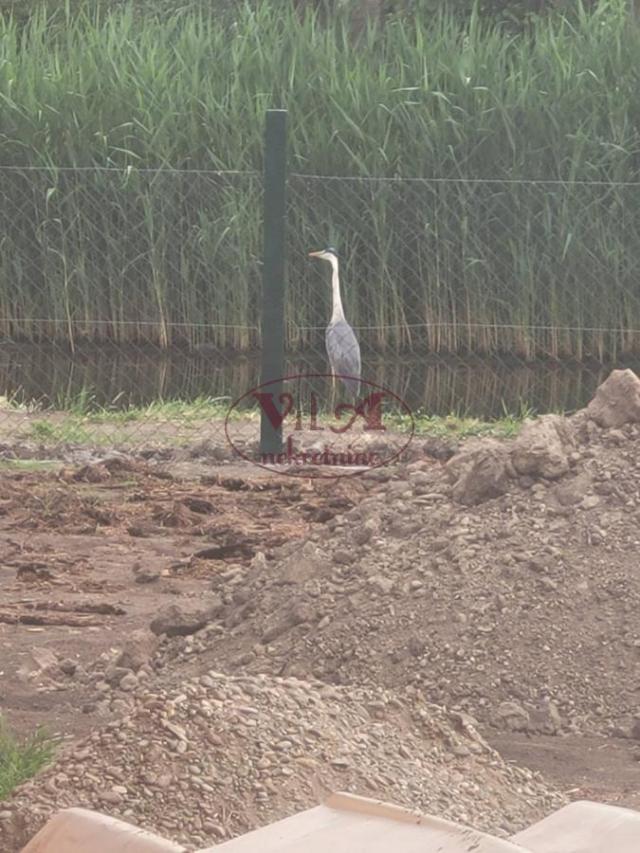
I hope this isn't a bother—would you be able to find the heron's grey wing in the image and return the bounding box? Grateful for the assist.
[326,320,361,394]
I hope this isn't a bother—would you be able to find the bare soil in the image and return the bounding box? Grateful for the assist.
[0,399,639,849]
[0,457,357,738]
[492,733,640,810]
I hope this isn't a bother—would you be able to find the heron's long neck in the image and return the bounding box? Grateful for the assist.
[330,259,346,324]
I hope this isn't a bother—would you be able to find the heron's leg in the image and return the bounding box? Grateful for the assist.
[331,373,339,411]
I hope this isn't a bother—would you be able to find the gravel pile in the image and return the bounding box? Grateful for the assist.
[159,374,640,738]
[0,671,563,852]
[6,369,640,852]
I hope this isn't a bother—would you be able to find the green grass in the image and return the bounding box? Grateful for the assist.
[0,718,55,801]
[106,397,243,422]
[388,405,532,438]
[12,388,242,419]
[29,418,92,443]
[14,393,531,447]
[0,1,637,358]
[19,394,254,445]
[0,458,61,470]
[408,412,521,439]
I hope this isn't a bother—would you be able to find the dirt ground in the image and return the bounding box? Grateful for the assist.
[492,733,640,810]
[1,371,640,849]
[0,457,636,802]
[0,457,345,737]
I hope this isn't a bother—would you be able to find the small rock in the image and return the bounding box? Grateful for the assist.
[27,647,58,674]
[150,600,223,637]
[279,541,328,584]
[133,566,160,584]
[526,698,563,735]
[584,369,640,428]
[511,415,572,480]
[59,659,77,676]
[104,665,131,688]
[74,463,111,483]
[445,439,510,506]
[388,518,422,538]
[98,790,123,805]
[353,521,376,546]
[581,495,601,510]
[367,575,395,595]
[422,437,458,462]
[493,701,530,732]
[552,473,592,507]
[116,629,159,672]
[332,549,354,565]
[119,672,138,691]
[261,620,291,643]
[250,552,268,571]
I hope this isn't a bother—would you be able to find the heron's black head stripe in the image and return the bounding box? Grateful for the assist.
[324,247,338,257]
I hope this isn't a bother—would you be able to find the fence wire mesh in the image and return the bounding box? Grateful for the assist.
[0,166,263,453]
[286,172,640,418]
[0,164,638,456]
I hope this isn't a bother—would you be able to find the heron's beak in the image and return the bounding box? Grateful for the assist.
[308,251,322,258]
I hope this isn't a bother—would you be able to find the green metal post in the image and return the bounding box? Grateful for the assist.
[260,109,287,456]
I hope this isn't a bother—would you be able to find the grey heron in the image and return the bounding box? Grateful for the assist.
[308,247,361,397]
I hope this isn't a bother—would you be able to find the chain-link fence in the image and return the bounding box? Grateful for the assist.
[0,165,264,453]
[0,159,638,458]
[286,172,640,420]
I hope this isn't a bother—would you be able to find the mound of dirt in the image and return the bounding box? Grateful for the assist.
[157,383,640,738]
[4,369,640,852]
[0,671,562,853]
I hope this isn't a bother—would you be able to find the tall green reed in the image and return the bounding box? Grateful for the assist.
[0,1,638,356]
